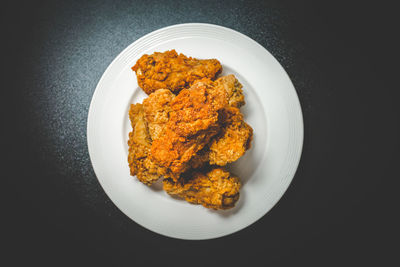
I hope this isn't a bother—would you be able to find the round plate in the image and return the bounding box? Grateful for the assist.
[87,23,303,240]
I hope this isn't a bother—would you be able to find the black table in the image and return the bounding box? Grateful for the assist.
[4,1,398,266]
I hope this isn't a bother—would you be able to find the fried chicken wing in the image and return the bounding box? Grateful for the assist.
[215,74,245,108]
[150,80,228,180]
[132,50,222,95]
[163,168,241,210]
[142,89,175,140]
[209,106,253,166]
[127,103,162,185]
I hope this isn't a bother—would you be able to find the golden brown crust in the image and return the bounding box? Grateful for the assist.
[209,106,253,166]
[215,74,245,108]
[128,50,252,210]
[150,80,228,181]
[163,168,241,210]
[132,50,222,95]
[127,103,162,185]
[142,89,175,141]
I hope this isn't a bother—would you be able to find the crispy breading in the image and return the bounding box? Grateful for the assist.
[142,89,175,140]
[140,74,245,140]
[182,75,244,108]
[128,49,252,210]
[163,168,241,210]
[209,106,253,166]
[132,50,222,95]
[127,103,161,185]
[150,80,228,181]
[215,74,245,108]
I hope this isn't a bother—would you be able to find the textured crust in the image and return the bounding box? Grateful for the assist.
[127,103,161,185]
[150,80,227,181]
[163,168,241,210]
[132,50,222,95]
[215,74,245,108]
[209,106,253,166]
[142,89,175,141]
[128,51,252,210]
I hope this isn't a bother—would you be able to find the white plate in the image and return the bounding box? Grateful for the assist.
[87,23,303,240]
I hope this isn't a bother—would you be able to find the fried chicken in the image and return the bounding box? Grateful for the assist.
[163,168,241,210]
[142,89,175,141]
[127,103,162,185]
[215,74,245,108]
[132,50,222,95]
[128,50,253,210]
[150,79,228,181]
[209,106,253,166]
[185,75,244,108]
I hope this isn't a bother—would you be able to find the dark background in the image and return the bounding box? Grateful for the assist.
[3,0,399,266]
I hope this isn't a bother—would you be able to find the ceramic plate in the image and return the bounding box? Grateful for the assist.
[87,23,303,240]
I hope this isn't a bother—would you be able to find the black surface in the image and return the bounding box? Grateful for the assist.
[3,0,399,266]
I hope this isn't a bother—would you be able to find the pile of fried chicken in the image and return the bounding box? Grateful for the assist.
[128,50,253,210]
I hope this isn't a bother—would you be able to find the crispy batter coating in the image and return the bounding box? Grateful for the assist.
[186,75,244,108]
[150,80,228,181]
[209,106,253,166]
[127,103,162,185]
[142,89,175,140]
[215,74,245,108]
[132,50,222,95]
[163,168,241,210]
[128,49,252,210]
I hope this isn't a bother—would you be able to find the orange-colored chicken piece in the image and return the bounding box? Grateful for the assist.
[142,89,175,141]
[163,168,241,210]
[127,103,162,185]
[215,74,245,108]
[209,106,253,166]
[150,79,228,181]
[132,50,222,95]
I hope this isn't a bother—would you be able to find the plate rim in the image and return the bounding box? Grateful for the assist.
[87,22,304,240]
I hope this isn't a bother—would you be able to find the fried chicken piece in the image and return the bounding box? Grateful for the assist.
[209,106,253,166]
[215,74,245,108]
[132,50,222,95]
[142,88,209,171]
[142,89,175,140]
[127,103,162,185]
[150,80,228,181]
[140,75,243,141]
[163,168,241,210]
